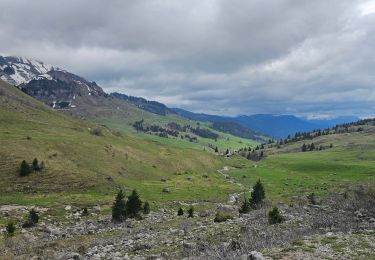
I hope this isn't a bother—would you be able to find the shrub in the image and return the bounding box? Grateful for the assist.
[82,207,89,216]
[112,189,127,222]
[90,128,103,136]
[214,212,233,223]
[188,207,194,218]
[177,207,184,216]
[250,179,265,209]
[308,192,318,205]
[5,222,16,237]
[143,201,150,214]
[23,209,39,228]
[268,206,284,224]
[126,189,142,219]
[239,198,251,214]
[19,160,32,177]
[32,158,40,172]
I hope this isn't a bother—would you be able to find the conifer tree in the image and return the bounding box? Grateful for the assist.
[143,201,150,214]
[19,160,31,177]
[310,143,315,151]
[126,189,142,218]
[215,146,218,153]
[32,158,40,172]
[112,189,127,222]
[239,197,251,214]
[302,143,307,152]
[268,206,284,224]
[187,207,194,218]
[250,179,265,209]
[177,207,184,216]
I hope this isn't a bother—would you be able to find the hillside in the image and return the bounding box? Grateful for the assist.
[0,79,243,205]
[0,55,260,151]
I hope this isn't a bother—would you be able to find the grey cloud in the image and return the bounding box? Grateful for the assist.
[0,0,374,117]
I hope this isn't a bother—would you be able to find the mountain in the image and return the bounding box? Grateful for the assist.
[0,56,54,85]
[111,92,174,116]
[172,108,360,139]
[0,55,262,159]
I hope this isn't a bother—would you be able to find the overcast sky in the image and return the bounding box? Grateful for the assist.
[0,0,374,118]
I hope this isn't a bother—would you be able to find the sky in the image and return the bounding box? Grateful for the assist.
[0,0,374,118]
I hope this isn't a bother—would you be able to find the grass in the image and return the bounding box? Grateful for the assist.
[1,79,374,220]
[0,80,242,211]
[225,136,375,201]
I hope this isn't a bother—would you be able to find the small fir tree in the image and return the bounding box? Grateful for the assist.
[112,189,127,222]
[126,189,142,218]
[187,207,194,218]
[268,206,284,224]
[250,179,265,209]
[32,158,40,172]
[5,222,16,237]
[239,197,251,214]
[177,207,184,216]
[19,160,31,176]
[143,201,150,214]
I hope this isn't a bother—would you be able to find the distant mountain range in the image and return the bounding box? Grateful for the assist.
[0,55,359,139]
[172,108,359,139]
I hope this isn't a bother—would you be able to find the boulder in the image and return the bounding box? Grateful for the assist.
[162,188,170,193]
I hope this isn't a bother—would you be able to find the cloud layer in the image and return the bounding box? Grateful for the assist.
[0,0,374,117]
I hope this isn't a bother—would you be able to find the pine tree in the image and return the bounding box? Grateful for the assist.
[187,207,194,218]
[310,143,315,151]
[19,160,31,177]
[32,158,40,172]
[302,143,307,152]
[112,189,127,222]
[250,179,265,209]
[268,206,284,224]
[215,146,218,153]
[143,201,150,214]
[239,197,251,214]
[23,208,39,228]
[126,189,142,218]
[5,222,16,237]
[177,207,184,216]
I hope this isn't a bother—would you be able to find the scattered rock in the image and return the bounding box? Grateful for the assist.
[162,188,170,193]
[57,252,81,260]
[65,205,72,211]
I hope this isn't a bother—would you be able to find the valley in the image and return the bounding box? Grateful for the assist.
[0,57,374,259]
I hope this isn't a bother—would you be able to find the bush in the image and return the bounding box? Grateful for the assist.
[19,160,32,177]
[214,212,233,223]
[308,192,318,205]
[5,222,16,237]
[239,198,251,214]
[82,207,89,217]
[177,207,184,216]
[90,128,103,136]
[268,206,284,224]
[23,209,39,228]
[188,207,194,218]
[32,158,40,172]
[143,201,150,214]
[112,189,127,222]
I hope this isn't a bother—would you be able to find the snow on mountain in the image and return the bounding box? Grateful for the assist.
[0,56,56,85]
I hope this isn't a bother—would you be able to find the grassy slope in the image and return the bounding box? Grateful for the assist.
[227,126,375,202]
[1,79,374,213]
[91,102,259,151]
[0,80,241,209]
